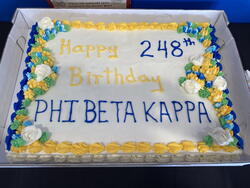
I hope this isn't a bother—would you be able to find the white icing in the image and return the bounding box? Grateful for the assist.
[38,17,54,30]
[25,28,221,145]
[22,126,42,145]
[181,79,201,94]
[35,64,52,82]
[188,54,204,66]
[210,127,234,146]
[213,76,227,91]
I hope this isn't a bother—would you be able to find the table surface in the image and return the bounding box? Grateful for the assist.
[0,22,250,188]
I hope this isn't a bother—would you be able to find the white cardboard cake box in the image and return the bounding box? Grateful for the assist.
[0,8,249,167]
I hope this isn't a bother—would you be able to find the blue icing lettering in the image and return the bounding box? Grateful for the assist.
[143,102,158,122]
[185,101,195,123]
[50,100,63,122]
[159,101,172,123]
[34,99,48,121]
[198,101,211,123]
[84,99,97,123]
[98,100,108,123]
[62,100,79,123]
[171,101,183,122]
[110,101,123,123]
[124,101,136,123]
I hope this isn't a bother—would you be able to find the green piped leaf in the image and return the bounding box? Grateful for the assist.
[188,33,195,37]
[21,99,32,108]
[184,63,194,71]
[204,35,212,40]
[48,33,55,40]
[64,24,71,32]
[218,71,224,76]
[30,73,37,79]
[39,132,50,144]
[177,26,183,33]
[44,77,56,87]
[222,93,228,98]
[198,88,210,98]
[41,56,48,61]
[219,117,226,126]
[11,138,26,147]
[42,47,51,52]
[178,77,187,86]
[229,137,238,146]
[203,135,213,147]
[16,109,28,116]
[33,88,46,96]
[221,98,229,106]
[211,60,217,66]
[10,120,21,130]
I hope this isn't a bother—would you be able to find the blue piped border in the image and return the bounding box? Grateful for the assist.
[5,23,38,151]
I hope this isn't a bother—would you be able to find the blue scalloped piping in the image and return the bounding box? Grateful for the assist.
[5,23,38,151]
[208,24,243,149]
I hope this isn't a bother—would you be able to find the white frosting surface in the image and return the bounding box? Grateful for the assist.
[27,28,221,144]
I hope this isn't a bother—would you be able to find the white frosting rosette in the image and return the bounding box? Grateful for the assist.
[181,79,201,94]
[22,126,42,145]
[213,76,227,91]
[210,127,234,146]
[35,64,52,82]
[38,17,54,30]
[188,54,204,66]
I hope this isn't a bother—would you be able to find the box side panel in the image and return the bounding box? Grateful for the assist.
[19,9,224,25]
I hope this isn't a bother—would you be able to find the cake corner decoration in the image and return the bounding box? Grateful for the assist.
[178,21,243,149]
[5,17,71,151]
[5,18,244,162]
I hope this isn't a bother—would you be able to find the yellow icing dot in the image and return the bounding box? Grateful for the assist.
[208,88,223,103]
[27,141,43,153]
[82,21,95,29]
[167,142,183,154]
[137,142,151,153]
[71,20,81,28]
[89,143,104,154]
[153,143,168,154]
[197,142,209,153]
[200,28,209,36]
[27,79,38,89]
[24,89,35,100]
[36,38,46,45]
[71,142,89,155]
[186,73,198,80]
[203,52,213,59]
[121,142,137,153]
[62,20,70,25]
[210,145,222,152]
[106,142,120,154]
[192,65,200,72]
[56,141,72,154]
[43,140,57,154]
[96,22,106,30]
[49,72,57,80]
[216,105,232,117]
[199,22,210,28]
[15,115,28,122]
[203,39,212,47]
[222,146,238,152]
[11,145,27,153]
[181,141,196,151]
[15,125,25,134]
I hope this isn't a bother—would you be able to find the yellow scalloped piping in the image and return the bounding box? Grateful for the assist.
[54,21,210,31]
[10,140,239,154]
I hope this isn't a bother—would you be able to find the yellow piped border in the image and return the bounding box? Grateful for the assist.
[11,140,239,155]
[58,20,210,31]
